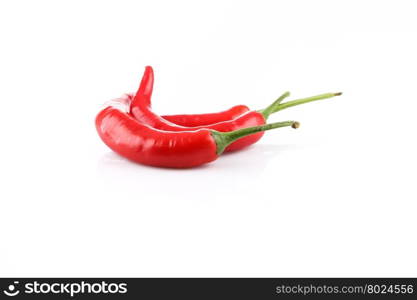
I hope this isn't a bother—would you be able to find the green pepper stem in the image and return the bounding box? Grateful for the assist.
[259,91,290,119]
[272,92,342,114]
[212,120,299,155]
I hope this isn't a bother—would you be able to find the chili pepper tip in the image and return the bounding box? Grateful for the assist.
[291,121,300,129]
[334,92,342,96]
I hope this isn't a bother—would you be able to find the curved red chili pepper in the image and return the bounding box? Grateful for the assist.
[124,93,250,126]
[162,105,250,126]
[130,67,269,152]
[96,98,299,168]
[130,66,341,152]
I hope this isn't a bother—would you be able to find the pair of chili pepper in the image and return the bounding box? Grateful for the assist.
[95,66,341,168]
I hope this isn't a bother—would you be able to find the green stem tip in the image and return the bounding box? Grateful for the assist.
[212,120,299,155]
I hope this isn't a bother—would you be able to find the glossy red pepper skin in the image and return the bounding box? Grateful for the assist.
[124,93,249,126]
[96,99,218,168]
[162,105,249,126]
[130,66,265,152]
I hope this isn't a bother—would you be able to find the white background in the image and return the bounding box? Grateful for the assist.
[1,0,416,277]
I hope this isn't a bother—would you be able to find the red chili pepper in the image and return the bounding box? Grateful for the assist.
[125,93,249,126]
[130,66,341,152]
[162,105,250,126]
[96,98,299,168]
